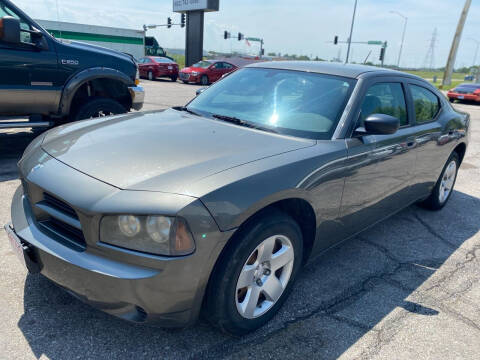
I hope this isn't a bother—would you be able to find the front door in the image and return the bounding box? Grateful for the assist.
[0,3,59,116]
[339,79,418,236]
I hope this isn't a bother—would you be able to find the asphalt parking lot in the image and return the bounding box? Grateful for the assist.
[1,79,479,360]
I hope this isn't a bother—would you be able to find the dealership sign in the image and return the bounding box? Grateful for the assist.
[173,0,219,12]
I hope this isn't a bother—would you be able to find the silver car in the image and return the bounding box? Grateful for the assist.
[6,62,469,335]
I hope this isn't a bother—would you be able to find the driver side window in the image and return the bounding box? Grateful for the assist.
[360,82,408,127]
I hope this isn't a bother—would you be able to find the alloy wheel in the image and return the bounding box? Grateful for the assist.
[235,235,294,319]
[439,160,457,204]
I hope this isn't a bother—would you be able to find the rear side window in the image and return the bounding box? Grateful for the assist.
[410,85,440,123]
[360,82,408,126]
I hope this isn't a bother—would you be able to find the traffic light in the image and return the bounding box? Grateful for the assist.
[238,32,244,41]
[181,14,185,28]
[379,47,385,62]
[224,31,229,39]
[334,35,338,45]
[167,17,172,28]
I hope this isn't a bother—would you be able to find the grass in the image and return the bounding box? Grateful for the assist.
[168,54,185,68]
[403,70,466,81]
[402,70,469,90]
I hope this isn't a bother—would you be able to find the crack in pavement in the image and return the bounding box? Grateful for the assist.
[189,228,480,359]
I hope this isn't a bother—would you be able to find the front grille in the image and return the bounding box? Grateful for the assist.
[43,192,77,218]
[34,192,86,251]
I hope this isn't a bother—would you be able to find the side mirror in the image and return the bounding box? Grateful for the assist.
[196,87,207,96]
[355,114,400,135]
[0,16,21,44]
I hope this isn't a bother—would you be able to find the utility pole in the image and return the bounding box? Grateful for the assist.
[390,11,408,68]
[468,38,479,67]
[345,0,358,64]
[423,28,438,70]
[442,0,472,87]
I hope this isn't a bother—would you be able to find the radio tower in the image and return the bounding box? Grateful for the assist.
[423,28,438,70]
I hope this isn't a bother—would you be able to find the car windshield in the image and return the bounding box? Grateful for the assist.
[187,68,355,139]
[154,57,174,63]
[192,61,212,68]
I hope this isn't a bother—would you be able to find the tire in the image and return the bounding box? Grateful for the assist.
[148,71,154,81]
[449,98,455,103]
[171,76,178,82]
[200,75,209,86]
[182,80,188,84]
[418,152,459,210]
[73,97,126,121]
[204,210,303,335]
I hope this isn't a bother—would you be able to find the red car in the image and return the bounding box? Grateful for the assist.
[179,60,237,85]
[447,83,480,103]
[138,56,179,82]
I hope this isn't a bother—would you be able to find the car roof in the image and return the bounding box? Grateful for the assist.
[246,61,421,80]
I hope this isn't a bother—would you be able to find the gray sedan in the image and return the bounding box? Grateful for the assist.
[6,61,469,335]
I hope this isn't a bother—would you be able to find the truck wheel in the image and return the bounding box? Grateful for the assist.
[73,97,126,121]
[200,75,209,85]
[182,80,189,84]
[171,76,178,82]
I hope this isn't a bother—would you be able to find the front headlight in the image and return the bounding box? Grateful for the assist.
[100,215,195,256]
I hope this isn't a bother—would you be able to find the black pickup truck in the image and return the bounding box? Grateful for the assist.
[0,0,144,130]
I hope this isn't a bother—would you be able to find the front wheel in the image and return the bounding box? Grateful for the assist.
[418,152,459,210]
[73,97,126,121]
[200,75,209,86]
[204,211,303,335]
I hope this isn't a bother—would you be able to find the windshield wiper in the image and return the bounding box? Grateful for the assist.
[175,106,202,116]
[212,114,277,133]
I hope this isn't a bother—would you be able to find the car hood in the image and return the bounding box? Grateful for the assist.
[181,67,207,73]
[59,40,134,63]
[41,109,315,195]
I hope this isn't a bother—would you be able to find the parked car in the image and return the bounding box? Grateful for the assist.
[6,62,469,335]
[447,83,480,103]
[138,56,179,82]
[179,60,237,85]
[464,75,474,81]
[0,0,144,130]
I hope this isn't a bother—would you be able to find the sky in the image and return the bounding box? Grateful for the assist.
[12,0,480,69]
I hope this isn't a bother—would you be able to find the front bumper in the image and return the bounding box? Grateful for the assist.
[128,86,145,111]
[8,152,233,327]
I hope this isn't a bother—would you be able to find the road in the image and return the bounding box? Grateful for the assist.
[0,79,479,359]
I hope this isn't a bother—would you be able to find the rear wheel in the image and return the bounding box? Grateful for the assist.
[182,80,188,84]
[418,152,459,210]
[200,75,209,86]
[171,76,178,82]
[204,211,303,335]
[73,97,126,121]
[449,98,455,103]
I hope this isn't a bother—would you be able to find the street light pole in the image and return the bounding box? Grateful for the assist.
[345,0,358,64]
[390,11,408,68]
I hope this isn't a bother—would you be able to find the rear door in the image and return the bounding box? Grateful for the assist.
[406,80,453,200]
[339,77,418,236]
